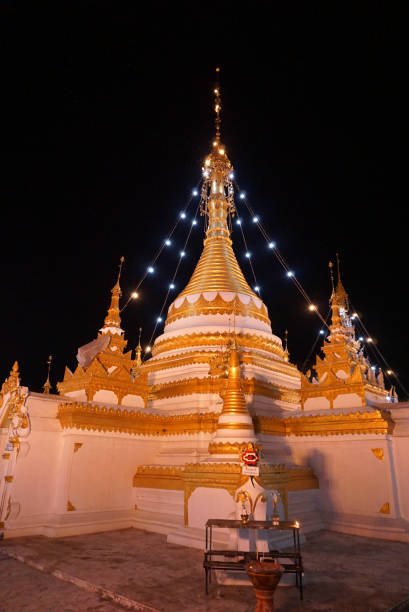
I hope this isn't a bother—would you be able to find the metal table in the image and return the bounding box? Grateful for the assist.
[204,519,303,599]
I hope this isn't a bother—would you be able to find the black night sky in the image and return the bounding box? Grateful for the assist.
[1,3,407,397]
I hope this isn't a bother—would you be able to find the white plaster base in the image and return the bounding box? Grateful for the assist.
[3,508,136,539]
[323,511,409,542]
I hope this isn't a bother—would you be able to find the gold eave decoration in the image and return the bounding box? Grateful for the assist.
[166,293,270,326]
[152,331,284,359]
[282,410,394,436]
[371,448,384,460]
[208,441,243,454]
[58,367,148,406]
[379,502,390,514]
[143,348,300,381]
[133,463,317,526]
[58,403,218,435]
[148,376,300,405]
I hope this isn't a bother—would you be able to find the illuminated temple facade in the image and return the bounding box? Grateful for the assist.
[1,87,409,547]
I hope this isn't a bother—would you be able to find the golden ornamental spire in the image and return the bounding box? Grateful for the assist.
[214,67,221,144]
[335,252,348,311]
[329,260,335,296]
[135,327,142,368]
[177,71,256,299]
[103,256,124,330]
[220,348,248,416]
[43,355,52,394]
[283,330,290,362]
[131,327,143,379]
[209,346,257,455]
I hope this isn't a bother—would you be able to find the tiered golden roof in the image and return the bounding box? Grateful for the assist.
[301,260,390,408]
[168,78,260,325]
[58,260,147,404]
[219,347,250,417]
[208,343,257,455]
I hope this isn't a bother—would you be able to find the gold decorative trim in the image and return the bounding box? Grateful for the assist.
[58,405,393,439]
[166,293,270,326]
[73,443,83,453]
[133,462,318,527]
[152,331,284,360]
[2,453,10,460]
[254,416,286,436]
[4,476,13,483]
[143,349,299,381]
[217,423,254,430]
[379,502,390,514]
[371,448,384,461]
[67,501,76,511]
[283,410,393,437]
[59,403,218,435]
[208,442,242,454]
[149,376,299,405]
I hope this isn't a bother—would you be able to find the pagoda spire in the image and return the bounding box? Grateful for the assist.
[131,327,143,379]
[177,69,256,299]
[328,258,354,344]
[42,355,53,394]
[102,256,125,333]
[214,66,222,144]
[335,252,349,311]
[208,344,257,456]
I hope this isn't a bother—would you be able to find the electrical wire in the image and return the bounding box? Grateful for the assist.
[234,181,329,328]
[120,181,202,313]
[143,201,201,358]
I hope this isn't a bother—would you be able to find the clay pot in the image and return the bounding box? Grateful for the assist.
[246,560,284,612]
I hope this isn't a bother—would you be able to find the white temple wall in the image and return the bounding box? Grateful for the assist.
[163,312,272,335]
[189,487,235,528]
[64,389,87,401]
[391,436,409,521]
[2,392,161,538]
[121,394,144,408]
[333,393,363,409]
[241,364,300,390]
[389,404,409,524]
[303,396,330,410]
[149,393,223,414]
[148,363,210,386]
[249,394,300,415]
[283,433,409,541]
[92,389,118,404]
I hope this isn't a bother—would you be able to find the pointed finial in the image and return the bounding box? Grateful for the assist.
[232,295,238,349]
[116,256,125,286]
[329,261,335,294]
[336,252,341,285]
[283,330,290,362]
[132,328,143,374]
[102,258,125,331]
[43,355,53,394]
[214,67,221,144]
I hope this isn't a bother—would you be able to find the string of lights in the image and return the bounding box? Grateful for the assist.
[300,311,331,372]
[120,184,201,313]
[232,181,406,398]
[233,212,260,292]
[349,305,408,397]
[233,183,329,328]
[142,201,201,358]
[120,164,405,398]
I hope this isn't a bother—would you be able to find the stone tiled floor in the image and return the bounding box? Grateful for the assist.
[0,528,409,611]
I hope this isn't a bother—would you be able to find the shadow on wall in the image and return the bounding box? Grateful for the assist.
[307,448,336,525]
